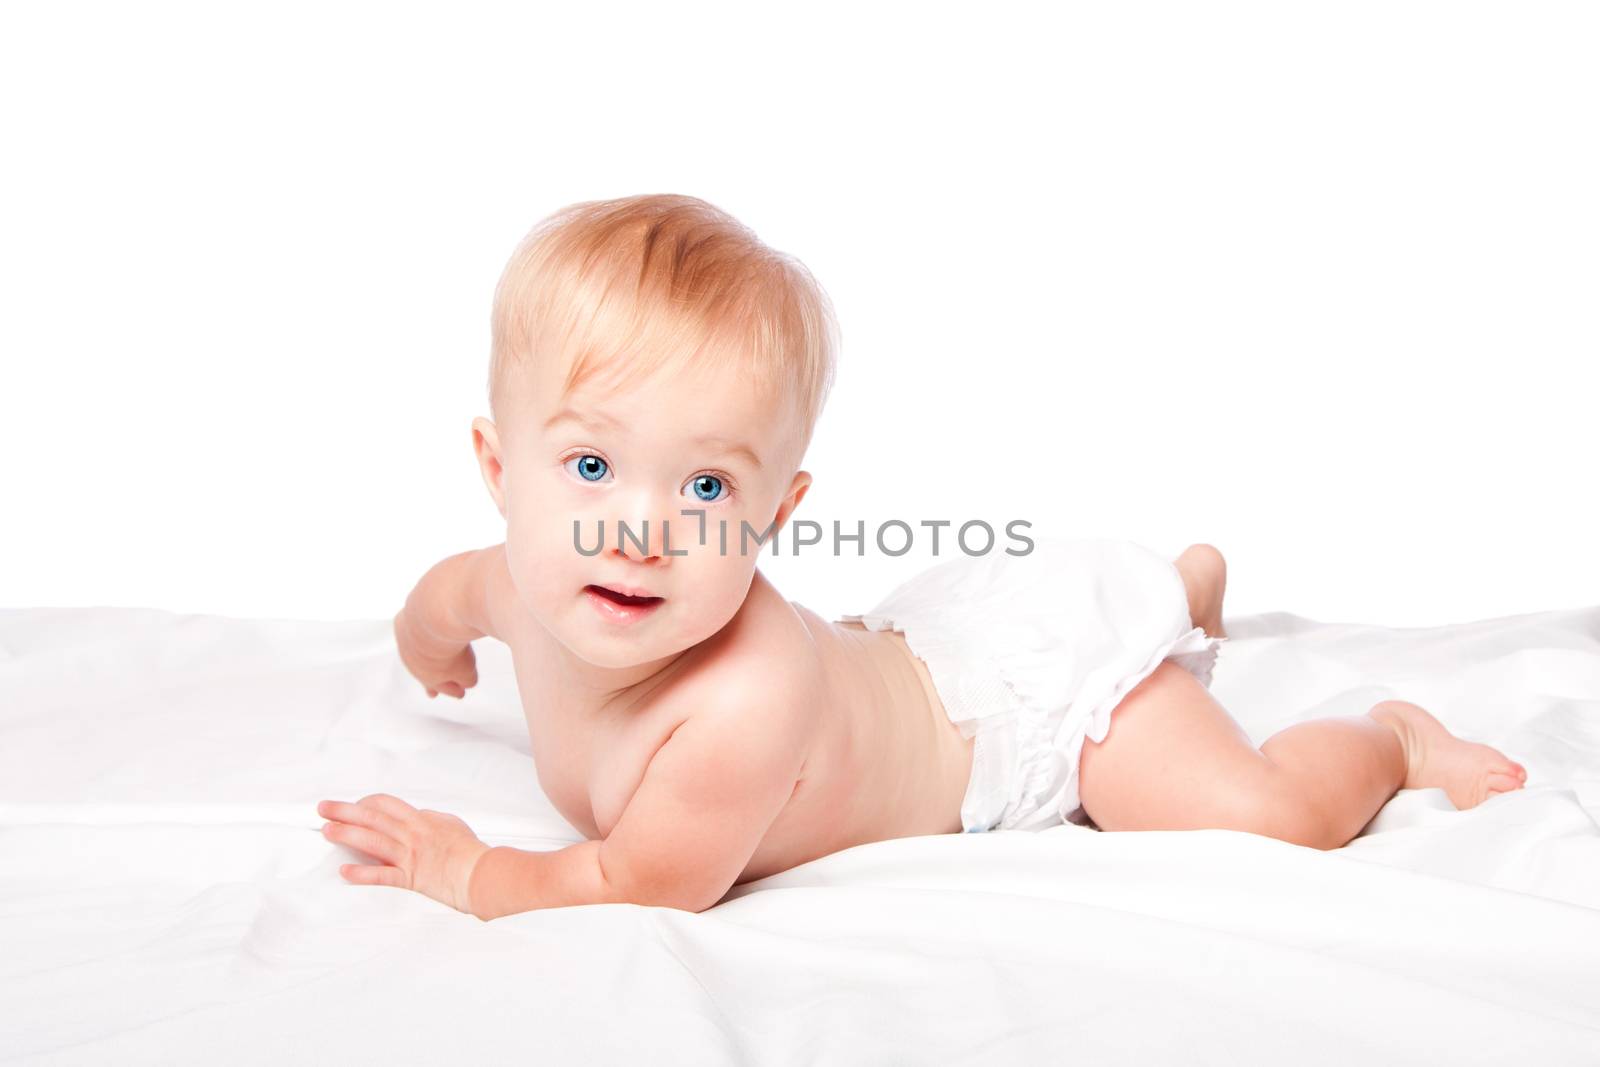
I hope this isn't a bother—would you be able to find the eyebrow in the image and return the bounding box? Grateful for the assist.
[545,407,764,471]
[544,406,626,433]
[693,434,764,472]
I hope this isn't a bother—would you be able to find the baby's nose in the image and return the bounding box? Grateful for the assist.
[612,542,661,565]
[611,517,671,563]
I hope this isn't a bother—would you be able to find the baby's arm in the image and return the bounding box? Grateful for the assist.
[468,694,811,919]
[394,544,514,697]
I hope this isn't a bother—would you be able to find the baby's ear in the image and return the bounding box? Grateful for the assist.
[771,469,813,532]
[471,417,508,519]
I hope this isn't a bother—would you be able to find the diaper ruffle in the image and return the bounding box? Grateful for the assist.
[1047,625,1226,825]
[838,538,1228,833]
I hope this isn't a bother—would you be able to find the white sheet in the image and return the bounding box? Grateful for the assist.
[2,603,1598,1064]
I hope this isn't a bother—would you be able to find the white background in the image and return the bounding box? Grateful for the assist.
[2,1,1595,628]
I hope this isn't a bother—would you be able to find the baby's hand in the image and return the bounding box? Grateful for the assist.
[318,794,490,915]
[393,607,478,699]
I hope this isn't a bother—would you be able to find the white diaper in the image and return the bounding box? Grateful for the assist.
[838,536,1227,833]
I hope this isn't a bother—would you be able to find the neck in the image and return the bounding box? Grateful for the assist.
[533,629,694,715]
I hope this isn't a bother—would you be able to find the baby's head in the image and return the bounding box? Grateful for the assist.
[471,194,838,669]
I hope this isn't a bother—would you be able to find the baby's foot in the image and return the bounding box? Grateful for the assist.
[1175,543,1228,639]
[1368,700,1529,810]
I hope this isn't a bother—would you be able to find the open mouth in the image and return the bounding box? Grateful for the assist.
[584,584,664,606]
[582,583,666,624]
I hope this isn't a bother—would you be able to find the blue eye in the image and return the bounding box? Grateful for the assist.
[564,454,610,482]
[684,474,726,503]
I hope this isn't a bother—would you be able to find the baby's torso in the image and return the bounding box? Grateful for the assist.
[503,570,974,887]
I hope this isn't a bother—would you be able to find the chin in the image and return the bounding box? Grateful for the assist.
[571,641,660,671]
[552,613,678,670]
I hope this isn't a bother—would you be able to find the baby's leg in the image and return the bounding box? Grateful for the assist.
[1077,662,1528,849]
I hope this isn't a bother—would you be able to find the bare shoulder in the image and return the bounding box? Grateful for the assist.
[685,570,826,740]
[590,576,832,908]
[717,569,826,688]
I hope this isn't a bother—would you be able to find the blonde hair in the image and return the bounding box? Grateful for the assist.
[489,194,839,468]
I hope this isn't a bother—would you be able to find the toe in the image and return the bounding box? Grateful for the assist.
[1485,772,1524,798]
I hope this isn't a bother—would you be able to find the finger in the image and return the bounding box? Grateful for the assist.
[316,799,409,851]
[440,682,464,698]
[339,863,408,889]
[319,798,408,842]
[323,820,407,867]
[359,793,419,820]
[316,798,353,822]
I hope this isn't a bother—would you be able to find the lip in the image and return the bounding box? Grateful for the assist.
[582,584,666,626]
[589,581,659,599]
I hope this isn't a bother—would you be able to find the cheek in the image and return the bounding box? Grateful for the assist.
[687,504,773,556]
[505,466,597,554]
[503,510,588,613]
[501,533,547,616]
[686,552,759,618]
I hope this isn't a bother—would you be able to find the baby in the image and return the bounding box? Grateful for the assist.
[317,194,1529,921]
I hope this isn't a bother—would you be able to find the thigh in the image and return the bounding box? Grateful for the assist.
[1077,660,1278,832]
